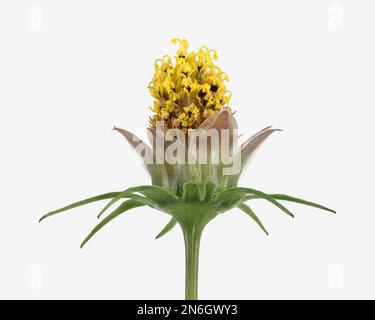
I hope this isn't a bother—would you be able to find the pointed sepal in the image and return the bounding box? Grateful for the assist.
[155,218,177,239]
[81,200,145,248]
[237,203,269,235]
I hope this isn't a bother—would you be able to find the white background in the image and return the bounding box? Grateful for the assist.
[0,0,374,300]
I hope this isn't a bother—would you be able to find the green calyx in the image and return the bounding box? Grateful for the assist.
[40,180,335,299]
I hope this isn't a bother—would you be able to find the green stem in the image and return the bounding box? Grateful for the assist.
[167,203,217,300]
[183,223,203,300]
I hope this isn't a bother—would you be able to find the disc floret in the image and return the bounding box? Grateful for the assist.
[148,39,231,130]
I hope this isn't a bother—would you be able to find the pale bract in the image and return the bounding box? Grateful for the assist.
[114,108,280,195]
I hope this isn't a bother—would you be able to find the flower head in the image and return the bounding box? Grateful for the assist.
[40,38,335,301]
[148,39,231,130]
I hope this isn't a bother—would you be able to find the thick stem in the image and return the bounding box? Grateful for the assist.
[183,224,203,300]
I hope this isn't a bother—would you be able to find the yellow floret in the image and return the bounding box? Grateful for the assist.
[148,39,232,130]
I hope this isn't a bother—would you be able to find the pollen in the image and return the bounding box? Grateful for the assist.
[148,39,232,130]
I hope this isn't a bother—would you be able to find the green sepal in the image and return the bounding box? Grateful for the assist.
[244,193,336,214]
[215,187,294,218]
[122,193,158,209]
[155,218,177,239]
[203,181,217,203]
[182,182,201,202]
[39,192,120,222]
[237,203,269,235]
[81,199,145,248]
[98,185,178,218]
[182,181,218,203]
